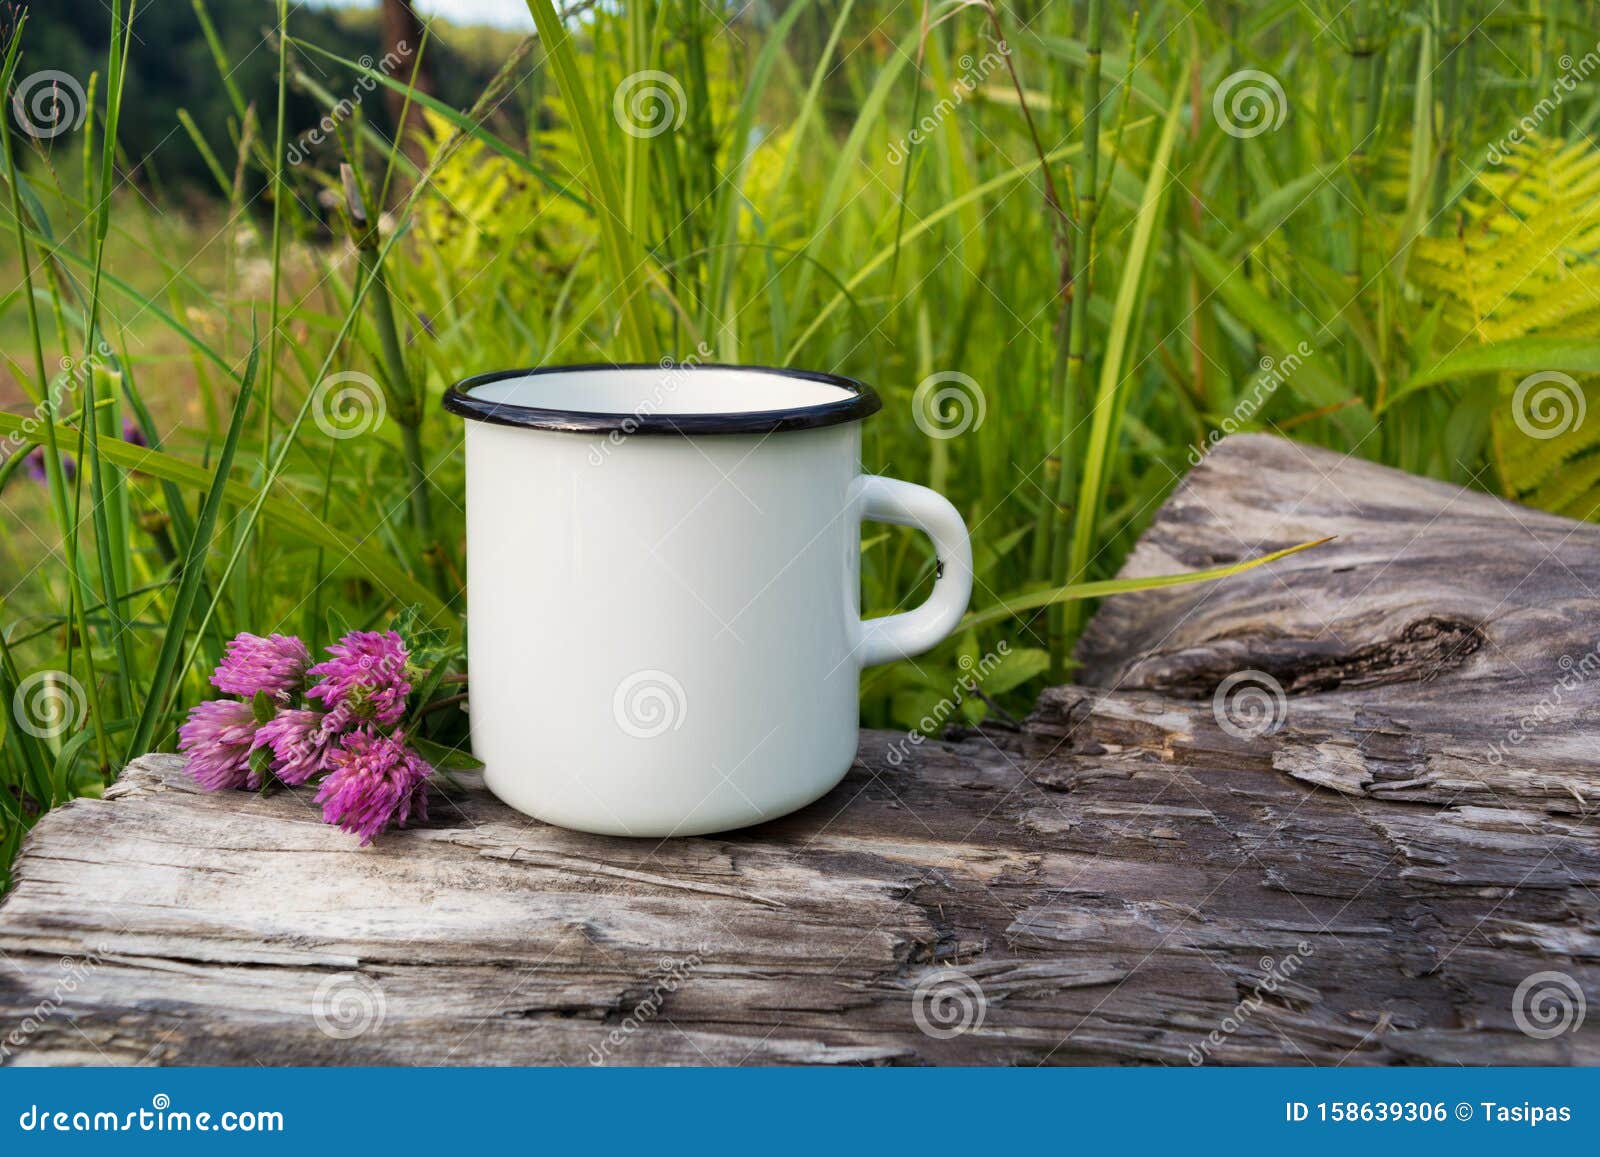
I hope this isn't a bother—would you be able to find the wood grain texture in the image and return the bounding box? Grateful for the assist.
[2,434,1596,1066]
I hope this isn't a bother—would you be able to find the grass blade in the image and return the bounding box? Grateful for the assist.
[524,0,651,357]
[961,537,1334,634]
[0,409,448,622]
[125,341,260,759]
[1387,337,1600,409]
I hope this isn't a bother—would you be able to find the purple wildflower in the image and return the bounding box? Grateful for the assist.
[306,630,411,728]
[211,632,311,701]
[23,424,142,486]
[252,708,335,786]
[314,729,432,845]
[178,699,262,791]
[23,447,75,485]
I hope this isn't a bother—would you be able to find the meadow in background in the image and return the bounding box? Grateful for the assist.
[2,0,1598,884]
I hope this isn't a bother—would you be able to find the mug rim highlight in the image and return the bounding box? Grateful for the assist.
[443,362,882,436]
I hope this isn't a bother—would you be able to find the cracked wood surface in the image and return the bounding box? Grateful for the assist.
[2,434,1597,1066]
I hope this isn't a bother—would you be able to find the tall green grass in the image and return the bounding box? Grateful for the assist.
[4,0,1599,884]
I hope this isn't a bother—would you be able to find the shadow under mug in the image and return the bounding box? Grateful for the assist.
[444,363,972,837]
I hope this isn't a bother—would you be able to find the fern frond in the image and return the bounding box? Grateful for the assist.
[1410,136,1600,521]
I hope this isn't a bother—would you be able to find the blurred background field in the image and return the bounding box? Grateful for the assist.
[3,0,1599,883]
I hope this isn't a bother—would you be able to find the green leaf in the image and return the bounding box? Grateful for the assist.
[707,0,815,310]
[1220,167,1338,259]
[1066,85,1186,598]
[126,343,261,760]
[1183,235,1375,441]
[325,607,354,647]
[250,690,278,726]
[408,654,455,722]
[412,736,485,771]
[523,0,651,358]
[974,647,1050,696]
[288,37,581,208]
[961,537,1333,634]
[52,717,130,785]
[0,411,449,625]
[784,123,1106,361]
[1386,337,1600,410]
[250,745,276,782]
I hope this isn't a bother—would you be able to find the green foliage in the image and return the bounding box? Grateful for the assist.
[9,0,529,191]
[1406,136,1600,517]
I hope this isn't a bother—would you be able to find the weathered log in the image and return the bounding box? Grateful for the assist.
[1,434,1596,1065]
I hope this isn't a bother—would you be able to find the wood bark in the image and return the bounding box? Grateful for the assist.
[1,434,1596,1065]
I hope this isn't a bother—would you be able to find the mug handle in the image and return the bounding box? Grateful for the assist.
[853,474,973,667]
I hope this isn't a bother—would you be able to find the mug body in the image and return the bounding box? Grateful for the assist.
[451,365,877,836]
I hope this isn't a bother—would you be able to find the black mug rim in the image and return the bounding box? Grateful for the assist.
[443,362,882,436]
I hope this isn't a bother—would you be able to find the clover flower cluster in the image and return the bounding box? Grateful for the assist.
[177,630,433,844]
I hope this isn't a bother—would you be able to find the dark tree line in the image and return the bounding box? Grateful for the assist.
[6,0,521,192]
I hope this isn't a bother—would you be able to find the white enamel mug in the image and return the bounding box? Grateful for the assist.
[444,363,972,837]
